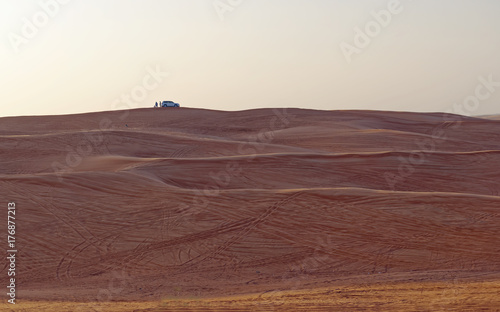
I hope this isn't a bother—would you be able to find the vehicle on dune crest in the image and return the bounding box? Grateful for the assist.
[154,100,180,108]
[160,100,180,107]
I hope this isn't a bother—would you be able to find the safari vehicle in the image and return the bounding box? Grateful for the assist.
[161,101,180,107]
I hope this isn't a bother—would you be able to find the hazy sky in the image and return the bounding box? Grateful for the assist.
[1,0,499,117]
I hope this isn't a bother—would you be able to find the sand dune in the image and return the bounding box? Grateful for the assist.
[1,108,500,310]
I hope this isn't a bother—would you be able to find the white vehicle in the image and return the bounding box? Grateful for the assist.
[161,101,180,107]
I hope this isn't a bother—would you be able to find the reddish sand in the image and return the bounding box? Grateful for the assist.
[1,108,500,311]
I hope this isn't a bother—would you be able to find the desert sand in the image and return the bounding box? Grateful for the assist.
[1,108,500,311]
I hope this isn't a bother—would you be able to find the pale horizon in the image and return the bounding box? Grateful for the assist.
[1,0,500,118]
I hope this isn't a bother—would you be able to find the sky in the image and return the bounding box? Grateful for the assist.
[1,0,500,117]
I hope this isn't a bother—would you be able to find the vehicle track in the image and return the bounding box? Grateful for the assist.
[179,193,303,270]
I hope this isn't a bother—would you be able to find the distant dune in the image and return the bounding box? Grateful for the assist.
[1,108,500,311]
[481,114,500,120]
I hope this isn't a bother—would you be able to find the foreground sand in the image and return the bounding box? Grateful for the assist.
[1,108,500,310]
[4,280,500,311]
